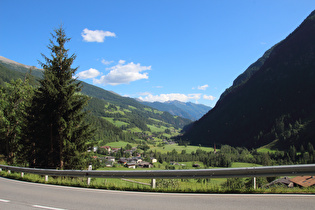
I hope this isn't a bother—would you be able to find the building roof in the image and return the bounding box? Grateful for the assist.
[118,158,127,163]
[265,176,293,187]
[138,161,151,165]
[290,176,315,187]
[126,162,136,166]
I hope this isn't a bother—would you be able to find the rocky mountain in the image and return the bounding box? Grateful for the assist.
[140,100,211,121]
[181,10,315,150]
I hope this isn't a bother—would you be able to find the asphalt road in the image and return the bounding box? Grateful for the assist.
[1,177,315,210]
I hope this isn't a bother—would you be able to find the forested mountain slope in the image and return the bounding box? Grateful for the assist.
[0,56,191,145]
[181,10,315,150]
[140,100,211,121]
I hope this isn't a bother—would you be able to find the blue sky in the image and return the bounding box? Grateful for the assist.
[1,1,314,107]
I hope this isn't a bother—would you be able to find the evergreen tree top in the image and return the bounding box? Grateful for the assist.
[39,26,77,80]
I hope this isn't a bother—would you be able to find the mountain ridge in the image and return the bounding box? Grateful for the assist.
[0,56,37,69]
[139,100,211,121]
[181,10,315,150]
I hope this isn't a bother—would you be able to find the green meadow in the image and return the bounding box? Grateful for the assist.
[105,141,215,154]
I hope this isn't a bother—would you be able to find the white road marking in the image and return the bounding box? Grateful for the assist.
[32,204,67,210]
[0,199,10,202]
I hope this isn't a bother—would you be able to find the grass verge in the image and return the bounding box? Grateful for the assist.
[1,170,314,194]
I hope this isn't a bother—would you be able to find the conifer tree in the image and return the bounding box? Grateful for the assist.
[0,76,34,165]
[27,26,93,169]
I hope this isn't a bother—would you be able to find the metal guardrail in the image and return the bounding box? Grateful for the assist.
[1,164,315,188]
[1,164,315,179]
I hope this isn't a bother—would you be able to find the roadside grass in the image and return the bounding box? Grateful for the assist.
[231,162,262,168]
[1,166,315,194]
[1,170,315,194]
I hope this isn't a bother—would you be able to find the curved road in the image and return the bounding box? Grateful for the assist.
[0,177,314,210]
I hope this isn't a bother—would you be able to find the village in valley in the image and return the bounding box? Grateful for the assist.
[92,145,157,169]
[88,143,315,189]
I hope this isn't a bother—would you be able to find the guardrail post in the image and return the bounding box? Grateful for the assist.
[151,178,156,189]
[0,163,315,188]
[87,164,92,186]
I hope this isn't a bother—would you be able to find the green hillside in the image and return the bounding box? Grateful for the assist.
[0,57,191,146]
[181,10,315,150]
[0,63,38,86]
[80,82,191,129]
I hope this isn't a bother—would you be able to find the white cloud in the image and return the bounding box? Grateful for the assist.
[138,92,151,96]
[138,93,201,103]
[76,68,101,79]
[188,93,202,100]
[93,61,151,86]
[101,59,113,65]
[203,94,215,100]
[82,28,116,42]
[198,84,209,90]
[118,60,126,64]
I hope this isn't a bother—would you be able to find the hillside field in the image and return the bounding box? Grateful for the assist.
[106,141,215,154]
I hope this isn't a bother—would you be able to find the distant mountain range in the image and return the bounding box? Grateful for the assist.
[0,56,191,145]
[181,10,315,150]
[139,100,211,121]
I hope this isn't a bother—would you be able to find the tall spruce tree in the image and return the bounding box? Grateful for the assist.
[27,26,92,169]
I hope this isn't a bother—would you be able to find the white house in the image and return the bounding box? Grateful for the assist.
[150,157,157,163]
